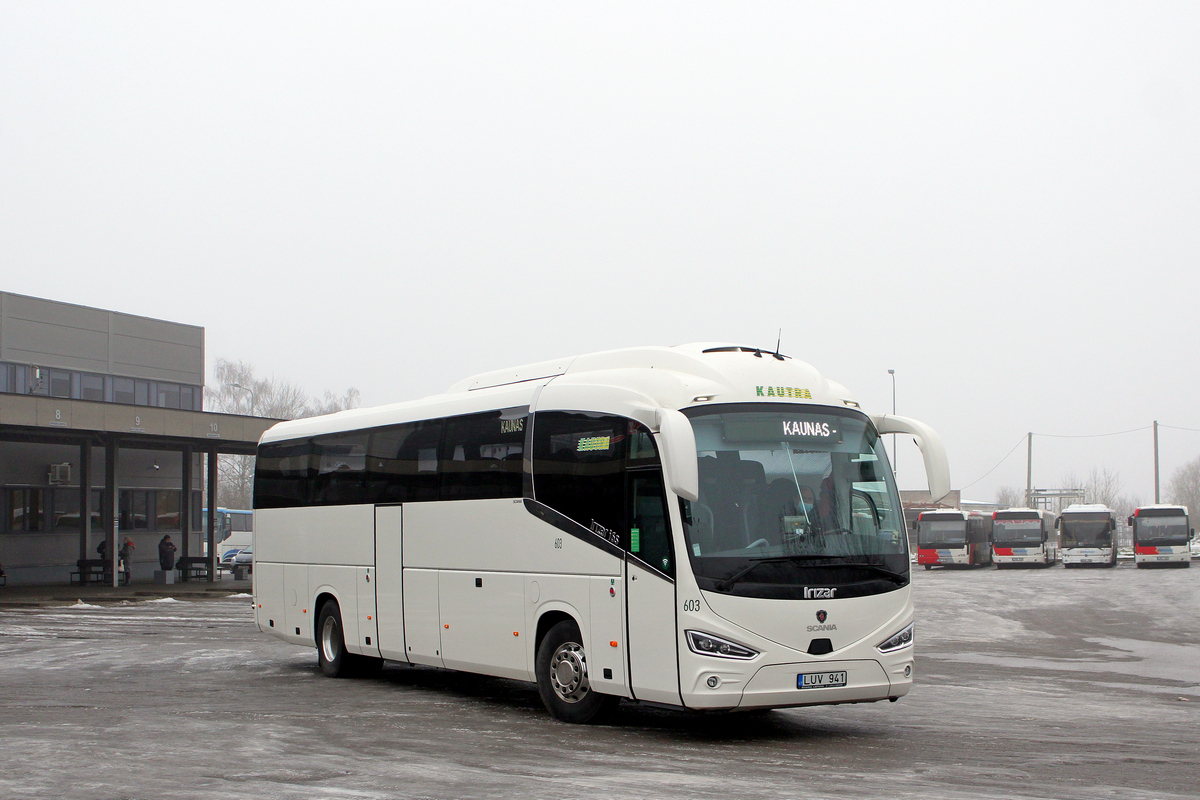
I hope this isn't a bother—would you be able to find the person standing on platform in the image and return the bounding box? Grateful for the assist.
[118,538,135,585]
[158,535,177,571]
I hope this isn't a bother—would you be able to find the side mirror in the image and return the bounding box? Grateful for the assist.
[870,414,951,502]
[1055,517,1061,529]
[1127,516,1134,526]
[655,408,699,502]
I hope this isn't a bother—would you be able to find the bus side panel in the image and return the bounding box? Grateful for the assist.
[254,561,286,638]
[401,499,620,576]
[255,505,374,567]
[284,563,310,644]
[374,505,405,661]
[588,575,630,698]
[439,570,526,680]
[310,565,359,650]
[355,566,380,657]
[403,568,443,667]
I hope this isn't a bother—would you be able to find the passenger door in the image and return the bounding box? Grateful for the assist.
[374,505,405,661]
[625,471,682,706]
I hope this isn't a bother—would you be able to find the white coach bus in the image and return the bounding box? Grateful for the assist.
[1129,505,1192,568]
[251,344,950,722]
[991,508,1059,567]
[1058,504,1118,567]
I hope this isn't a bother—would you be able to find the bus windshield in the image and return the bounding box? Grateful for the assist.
[918,519,967,546]
[1061,515,1112,547]
[1136,516,1189,545]
[680,405,907,599]
[992,519,1041,545]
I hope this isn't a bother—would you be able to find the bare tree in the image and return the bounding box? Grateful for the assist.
[205,358,360,508]
[1166,455,1200,516]
[995,485,1024,508]
[302,387,362,418]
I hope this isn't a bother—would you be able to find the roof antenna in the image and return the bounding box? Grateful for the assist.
[773,329,785,360]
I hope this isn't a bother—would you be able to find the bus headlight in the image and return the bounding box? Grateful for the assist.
[876,623,914,654]
[685,630,759,660]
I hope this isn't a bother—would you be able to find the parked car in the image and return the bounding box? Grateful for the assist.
[232,546,253,574]
[219,549,241,569]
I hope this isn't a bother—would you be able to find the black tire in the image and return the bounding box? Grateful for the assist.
[317,600,366,678]
[535,620,615,724]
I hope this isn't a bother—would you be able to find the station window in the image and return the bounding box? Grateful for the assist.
[113,377,135,405]
[81,374,104,402]
[157,383,181,409]
[50,369,71,398]
[5,488,45,532]
[119,490,151,530]
[156,491,181,529]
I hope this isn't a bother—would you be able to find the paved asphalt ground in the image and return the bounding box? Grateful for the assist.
[0,563,1197,800]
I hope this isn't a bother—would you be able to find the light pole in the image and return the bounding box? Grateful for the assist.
[231,382,256,416]
[887,369,896,479]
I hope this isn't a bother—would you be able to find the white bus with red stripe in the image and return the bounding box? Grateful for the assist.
[916,510,992,569]
[1130,505,1192,568]
[991,508,1058,567]
[1059,504,1118,567]
[251,343,950,723]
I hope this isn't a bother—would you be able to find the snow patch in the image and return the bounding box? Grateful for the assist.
[146,597,181,604]
[67,600,103,609]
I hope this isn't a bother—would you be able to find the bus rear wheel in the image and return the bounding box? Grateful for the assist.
[535,620,615,724]
[317,600,380,678]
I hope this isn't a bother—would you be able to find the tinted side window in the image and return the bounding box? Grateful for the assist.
[311,433,368,506]
[366,420,443,503]
[439,409,527,501]
[532,412,629,542]
[255,439,313,509]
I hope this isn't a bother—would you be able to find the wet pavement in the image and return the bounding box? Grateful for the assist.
[0,563,1196,799]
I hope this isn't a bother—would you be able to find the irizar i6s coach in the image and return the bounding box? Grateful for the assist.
[251,343,951,722]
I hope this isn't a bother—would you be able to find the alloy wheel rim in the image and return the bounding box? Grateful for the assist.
[549,642,589,703]
[321,616,339,663]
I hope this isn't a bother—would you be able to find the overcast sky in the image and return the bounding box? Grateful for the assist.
[3,2,1198,502]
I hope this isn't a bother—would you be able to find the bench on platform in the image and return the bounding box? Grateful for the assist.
[175,556,211,581]
[70,559,129,586]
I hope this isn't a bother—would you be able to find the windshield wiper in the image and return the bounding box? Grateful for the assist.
[713,555,846,592]
[815,561,908,582]
[714,557,805,592]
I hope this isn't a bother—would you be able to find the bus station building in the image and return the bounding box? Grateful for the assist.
[0,292,273,586]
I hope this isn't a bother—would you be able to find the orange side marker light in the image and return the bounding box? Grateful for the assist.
[610,641,619,647]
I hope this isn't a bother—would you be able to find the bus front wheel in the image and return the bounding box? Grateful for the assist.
[535,620,615,724]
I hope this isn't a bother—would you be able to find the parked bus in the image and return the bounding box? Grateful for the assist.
[251,344,949,722]
[916,509,992,569]
[1058,504,1117,567]
[1129,505,1192,568]
[991,508,1058,567]
[199,508,254,562]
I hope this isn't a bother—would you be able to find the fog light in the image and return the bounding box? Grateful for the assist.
[904,664,912,678]
[706,676,720,688]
